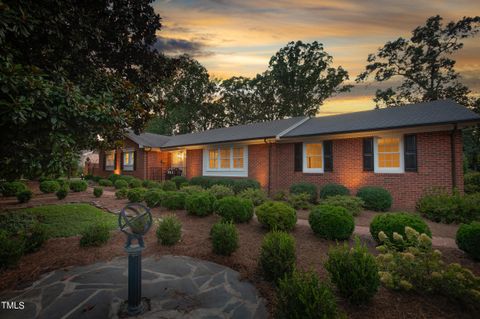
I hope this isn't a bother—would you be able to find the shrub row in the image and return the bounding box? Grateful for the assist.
[416,190,480,223]
[189,176,260,193]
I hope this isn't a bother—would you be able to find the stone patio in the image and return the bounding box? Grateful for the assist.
[0,255,267,319]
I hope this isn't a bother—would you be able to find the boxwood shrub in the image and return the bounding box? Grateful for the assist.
[56,187,68,200]
[238,188,267,206]
[128,178,142,188]
[144,189,164,208]
[17,190,33,203]
[98,179,113,187]
[2,181,27,197]
[208,184,234,199]
[157,215,182,246]
[127,188,147,203]
[464,171,480,194]
[319,183,350,199]
[0,230,25,269]
[215,196,254,223]
[210,221,239,255]
[23,222,47,253]
[259,231,295,282]
[115,188,128,199]
[290,182,318,203]
[162,180,177,192]
[356,186,392,211]
[288,193,311,210]
[108,174,122,183]
[369,212,431,245]
[256,201,297,231]
[114,179,129,189]
[180,185,205,195]
[171,176,188,189]
[189,176,211,188]
[93,187,103,198]
[185,192,216,217]
[69,180,88,192]
[79,224,110,247]
[321,195,364,216]
[39,180,61,193]
[232,178,260,194]
[162,191,187,210]
[456,221,480,260]
[308,205,354,240]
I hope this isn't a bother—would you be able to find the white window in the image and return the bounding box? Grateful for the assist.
[303,142,324,173]
[203,145,248,177]
[123,150,135,171]
[105,151,115,171]
[374,136,404,173]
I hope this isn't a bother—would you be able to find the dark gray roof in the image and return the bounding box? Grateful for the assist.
[126,131,171,148]
[162,116,307,148]
[284,100,480,138]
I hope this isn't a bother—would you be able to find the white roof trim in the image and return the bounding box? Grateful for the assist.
[276,117,310,140]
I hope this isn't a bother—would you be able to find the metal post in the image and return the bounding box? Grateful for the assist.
[126,245,144,316]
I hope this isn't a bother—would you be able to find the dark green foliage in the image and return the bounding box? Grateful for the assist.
[370,212,431,245]
[259,231,296,282]
[273,190,288,201]
[17,190,33,203]
[56,187,68,200]
[93,187,103,198]
[238,188,267,206]
[108,174,122,183]
[156,215,182,246]
[39,180,61,193]
[319,183,350,199]
[162,180,177,191]
[179,185,205,195]
[325,238,380,305]
[142,180,160,188]
[321,195,365,216]
[256,201,297,231]
[128,178,142,188]
[465,172,480,194]
[356,186,392,211]
[208,184,234,199]
[23,222,47,253]
[98,179,113,187]
[56,178,70,188]
[0,230,25,269]
[127,188,147,203]
[162,191,187,210]
[189,176,211,188]
[215,196,254,223]
[144,189,164,208]
[288,193,311,210]
[2,181,27,196]
[188,176,260,193]
[232,179,261,194]
[69,180,88,192]
[210,221,239,256]
[115,188,128,199]
[79,224,110,247]
[114,179,129,189]
[309,205,354,240]
[290,182,318,203]
[171,176,188,189]
[416,190,480,223]
[277,269,340,319]
[456,222,480,260]
[185,192,216,217]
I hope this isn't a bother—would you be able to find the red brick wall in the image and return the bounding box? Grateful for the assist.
[186,149,203,179]
[248,144,270,190]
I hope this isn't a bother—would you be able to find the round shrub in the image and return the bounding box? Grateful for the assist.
[144,189,164,208]
[93,187,103,198]
[210,221,239,256]
[127,188,147,203]
[17,190,33,203]
[238,188,267,206]
[288,193,311,210]
[108,174,122,183]
[416,190,462,223]
[23,222,47,253]
[0,230,25,269]
[325,239,380,305]
[356,186,392,211]
[142,180,160,188]
[79,224,110,247]
[290,182,318,203]
[56,187,68,200]
[157,215,182,246]
[128,178,142,188]
[256,201,297,231]
[162,191,187,210]
[185,192,216,217]
[69,180,88,192]
[319,183,350,199]
[189,176,211,188]
[98,179,113,187]
[180,185,205,195]
[114,179,129,189]
[456,222,480,260]
[369,212,431,245]
[208,184,234,199]
[259,231,296,282]
[115,188,128,199]
[273,190,288,201]
[162,180,177,191]
[232,178,260,194]
[2,181,27,197]
[56,178,70,188]
[39,180,61,193]
[171,176,188,189]
[321,195,365,216]
[277,269,340,319]
[215,196,254,223]
[308,205,354,240]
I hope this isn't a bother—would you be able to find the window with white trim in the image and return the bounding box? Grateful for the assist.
[105,151,115,171]
[374,136,404,173]
[123,150,135,171]
[203,145,248,177]
[303,142,324,173]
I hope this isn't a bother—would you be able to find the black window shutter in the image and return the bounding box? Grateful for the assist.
[294,143,303,172]
[133,151,137,171]
[363,138,374,171]
[324,140,333,172]
[404,134,417,172]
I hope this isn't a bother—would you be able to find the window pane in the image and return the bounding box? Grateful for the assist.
[209,149,218,169]
[378,138,400,168]
[306,143,322,156]
[106,153,115,166]
[233,147,243,157]
[233,158,244,168]
[220,148,230,168]
[307,156,323,169]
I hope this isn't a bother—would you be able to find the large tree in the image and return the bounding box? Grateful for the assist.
[357,15,480,108]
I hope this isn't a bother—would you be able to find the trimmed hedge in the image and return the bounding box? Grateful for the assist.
[157,215,182,246]
[0,230,24,269]
[93,187,103,198]
[115,188,128,199]
[2,181,27,197]
[238,188,267,206]
[185,192,216,217]
[290,182,318,203]
[256,201,297,231]
[142,180,160,189]
[321,195,364,216]
[369,212,431,245]
[79,224,110,247]
[189,176,260,193]
[210,221,239,255]
[215,196,254,223]
[23,222,47,253]
[259,231,296,282]
[288,193,311,210]
[162,191,187,210]
[98,179,113,187]
[144,189,164,208]
[308,205,354,240]
[162,180,177,191]
[356,186,392,211]
[108,174,122,183]
[171,176,188,189]
[180,185,205,195]
[319,183,350,199]
[208,184,234,199]
[127,188,147,203]
[56,187,68,200]
[39,180,61,193]
[69,180,88,192]
[17,190,33,203]
[456,222,480,260]
[128,178,142,188]
[114,179,129,189]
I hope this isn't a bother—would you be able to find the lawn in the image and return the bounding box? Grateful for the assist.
[0,203,118,238]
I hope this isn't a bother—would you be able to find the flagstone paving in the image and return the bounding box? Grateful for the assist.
[0,255,267,319]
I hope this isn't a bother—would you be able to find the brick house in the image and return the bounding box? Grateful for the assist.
[98,100,480,209]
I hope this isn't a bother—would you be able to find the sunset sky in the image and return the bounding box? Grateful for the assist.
[153,0,480,115]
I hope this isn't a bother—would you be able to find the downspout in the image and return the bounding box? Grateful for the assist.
[450,124,458,191]
[264,138,272,196]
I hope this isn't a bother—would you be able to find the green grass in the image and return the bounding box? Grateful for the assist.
[0,204,117,238]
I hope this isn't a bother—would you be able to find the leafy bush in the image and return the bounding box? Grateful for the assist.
[210,221,239,255]
[185,192,216,216]
[156,215,182,245]
[114,179,129,189]
[188,176,260,193]
[189,176,211,188]
[39,180,61,193]
[142,180,161,188]
[356,186,392,211]
[464,171,480,194]
[79,224,110,247]
[179,185,205,195]
[290,182,318,203]
[23,222,47,253]
[128,178,142,188]
[238,188,267,206]
[17,190,33,203]
[2,181,27,196]
[127,187,147,203]
[115,188,128,199]
[259,231,296,282]
[162,180,177,191]
[319,183,350,199]
[144,189,164,208]
[288,193,311,210]
[232,178,260,194]
[93,187,103,198]
[277,269,340,319]
[215,196,254,223]
[461,193,480,223]
[208,184,234,199]
[69,180,88,192]
[56,187,68,200]
[256,201,297,231]
[171,176,188,189]
[273,190,288,201]
[326,238,380,305]
[309,205,354,240]
[321,195,364,216]
[456,222,480,260]
[162,191,186,210]
[98,179,113,187]
[417,190,480,223]
[370,212,431,246]
[0,230,25,269]
[56,178,70,188]
[108,174,122,183]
